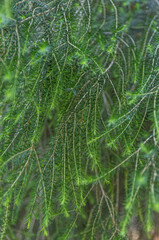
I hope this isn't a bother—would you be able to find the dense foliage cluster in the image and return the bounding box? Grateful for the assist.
[0,0,159,239]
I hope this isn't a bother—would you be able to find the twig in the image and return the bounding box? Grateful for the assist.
[20,7,55,23]
[16,0,27,5]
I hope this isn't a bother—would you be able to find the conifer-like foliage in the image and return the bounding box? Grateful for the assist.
[0,0,159,239]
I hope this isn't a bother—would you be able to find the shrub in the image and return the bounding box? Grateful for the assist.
[0,0,159,239]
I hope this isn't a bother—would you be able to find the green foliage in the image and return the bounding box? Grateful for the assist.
[0,0,159,239]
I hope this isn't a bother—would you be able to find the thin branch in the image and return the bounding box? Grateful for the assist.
[20,7,55,23]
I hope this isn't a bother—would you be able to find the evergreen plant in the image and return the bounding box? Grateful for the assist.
[0,0,159,239]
